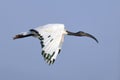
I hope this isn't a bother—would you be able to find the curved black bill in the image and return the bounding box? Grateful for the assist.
[67,31,99,43]
[82,32,99,43]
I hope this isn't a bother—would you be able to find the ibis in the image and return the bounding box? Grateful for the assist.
[13,24,98,65]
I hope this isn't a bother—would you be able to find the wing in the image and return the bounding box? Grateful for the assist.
[32,24,65,65]
[39,31,64,65]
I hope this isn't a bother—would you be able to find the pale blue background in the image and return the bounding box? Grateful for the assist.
[0,0,120,80]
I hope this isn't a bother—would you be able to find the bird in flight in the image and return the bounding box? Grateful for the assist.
[13,24,98,65]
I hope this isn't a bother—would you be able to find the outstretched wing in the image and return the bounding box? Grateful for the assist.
[33,24,65,65]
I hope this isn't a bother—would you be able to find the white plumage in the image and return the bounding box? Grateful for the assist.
[34,24,66,64]
[13,24,98,65]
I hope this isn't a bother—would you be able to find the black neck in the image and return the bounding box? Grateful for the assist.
[66,31,81,36]
[66,30,99,43]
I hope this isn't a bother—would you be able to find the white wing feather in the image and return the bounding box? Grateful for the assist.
[34,24,65,64]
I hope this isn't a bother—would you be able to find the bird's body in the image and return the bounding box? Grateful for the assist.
[13,24,98,65]
[32,24,66,64]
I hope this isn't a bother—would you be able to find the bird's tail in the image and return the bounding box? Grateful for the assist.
[13,32,33,40]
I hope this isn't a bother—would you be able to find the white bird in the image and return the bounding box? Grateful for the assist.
[13,24,98,65]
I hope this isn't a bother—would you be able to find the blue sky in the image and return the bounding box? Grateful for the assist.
[0,0,120,80]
